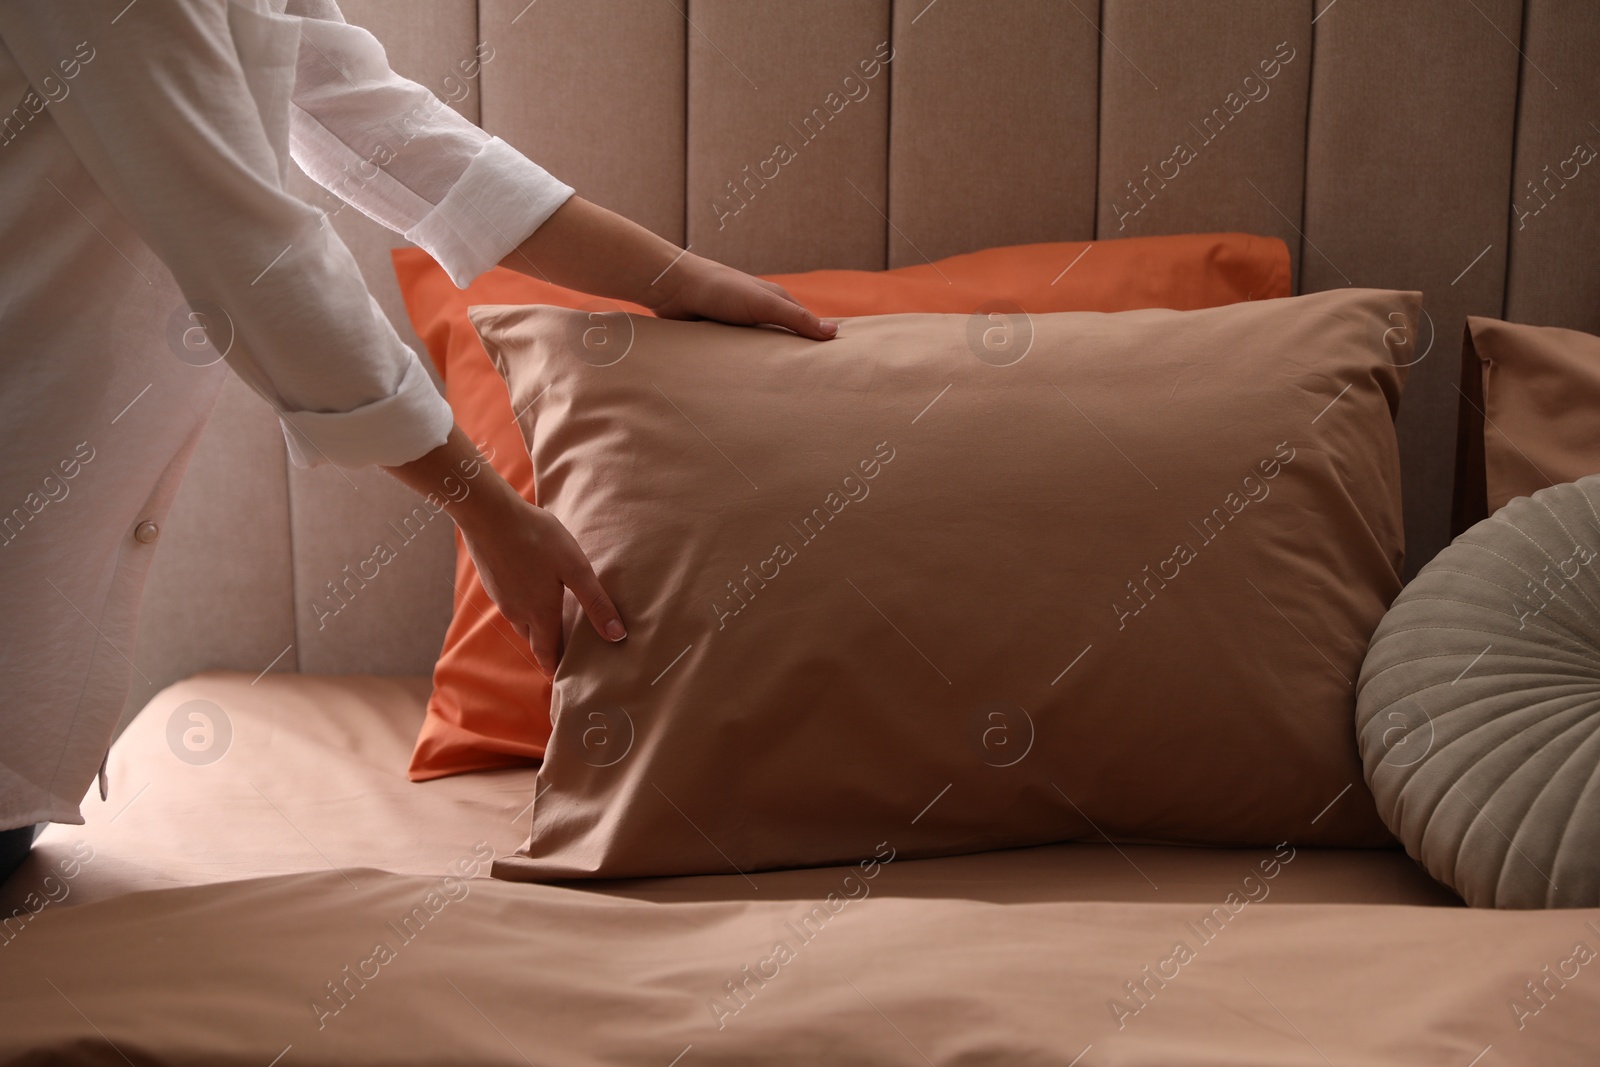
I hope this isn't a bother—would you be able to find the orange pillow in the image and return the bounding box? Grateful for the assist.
[394,233,1291,781]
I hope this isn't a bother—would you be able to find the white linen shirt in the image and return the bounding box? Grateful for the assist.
[0,0,572,828]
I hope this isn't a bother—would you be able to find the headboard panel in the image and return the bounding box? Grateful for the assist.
[889,0,1100,265]
[480,0,687,245]
[1505,0,1600,333]
[686,1,893,273]
[122,0,1600,727]
[1097,1,1312,287]
[1303,0,1523,623]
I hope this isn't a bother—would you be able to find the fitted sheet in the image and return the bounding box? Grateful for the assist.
[4,866,1599,1065]
[4,674,1598,1065]
[1,672,1457,914]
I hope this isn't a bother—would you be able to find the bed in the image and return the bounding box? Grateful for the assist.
[5,0,1600,1063]
[7,672,1596,1065]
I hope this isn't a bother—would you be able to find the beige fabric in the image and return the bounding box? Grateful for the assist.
[1301,0,1523,580]
[685,0,892,273]
[0,674,534,913]
[0,672,1454,916]
[479,0,687,245]
[1471,315,1600,512]
[338,0,480,126]
[1359,476,1600,908]
[887,0,1099,265]
[1505,0,1600,334]
[595,839,1460,909]
[119,376,297,732]
[1096,2,1311,288]
[286,460,457,677]
[5,863,1597,1064]
[475,288,1414,881]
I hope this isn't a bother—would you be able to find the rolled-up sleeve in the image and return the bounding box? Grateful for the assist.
[0,0,459,469]
[286,5,574,288]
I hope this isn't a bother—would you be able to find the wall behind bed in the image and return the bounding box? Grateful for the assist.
[120,0,1600,726]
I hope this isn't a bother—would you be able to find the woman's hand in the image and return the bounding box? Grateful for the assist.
[384,427,624,678]
[501,196,838,341]
[457,487,624,677]
[646,254,837,341]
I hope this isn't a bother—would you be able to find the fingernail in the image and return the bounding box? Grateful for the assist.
[605,620,627,641]
[821,321,838,336]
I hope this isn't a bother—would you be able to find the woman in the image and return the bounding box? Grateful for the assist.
[0,0,834,883]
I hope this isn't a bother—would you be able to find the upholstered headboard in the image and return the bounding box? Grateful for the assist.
[122,0,1600,726]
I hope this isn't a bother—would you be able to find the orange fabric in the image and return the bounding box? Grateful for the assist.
[393,233,1292,781]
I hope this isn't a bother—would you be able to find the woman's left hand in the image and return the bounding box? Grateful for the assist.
[501,196,837,341]
[645,254,838,341]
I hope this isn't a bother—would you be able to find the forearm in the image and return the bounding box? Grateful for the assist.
[381,424,520,531]
[498,196,691,309]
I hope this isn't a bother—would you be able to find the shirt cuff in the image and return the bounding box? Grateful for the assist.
[279,350,454,469]
[405,136,575,289]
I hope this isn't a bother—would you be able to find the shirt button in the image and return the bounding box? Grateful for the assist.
[134,520,159,544]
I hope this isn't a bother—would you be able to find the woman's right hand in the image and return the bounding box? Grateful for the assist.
[384,425,625,678]
[457,482,626,677]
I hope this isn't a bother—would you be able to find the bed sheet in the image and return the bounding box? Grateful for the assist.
[4,674,1596,1065]
[1,672,1459,914]
[3,865,1597,1065]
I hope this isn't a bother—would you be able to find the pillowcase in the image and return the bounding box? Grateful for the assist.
[395,234,1292,782]
[1456,317,1600,525]
[1358,476,1600,908]
[478,287,1415,881]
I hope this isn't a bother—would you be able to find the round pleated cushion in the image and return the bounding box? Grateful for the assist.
[1357,476,1600,908]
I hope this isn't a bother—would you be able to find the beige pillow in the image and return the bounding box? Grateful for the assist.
[1464,316,1600,516]
[477,289,1415,881]
[1359,476,1600,908]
